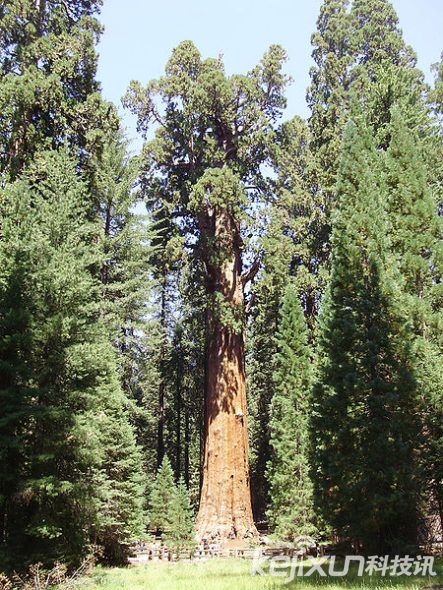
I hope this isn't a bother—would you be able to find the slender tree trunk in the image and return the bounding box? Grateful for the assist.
[157,278,167,468]
[175,344,182,480]
[196,207,257,540]
[184,411,190,487]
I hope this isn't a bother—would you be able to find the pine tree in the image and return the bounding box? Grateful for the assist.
[248,116,319,520]
[266,284,315,540]
[385,109,443,535]
[164,478,195,551]
[0,151,145,568]
[311,120,420,553]
[148,456,177,534]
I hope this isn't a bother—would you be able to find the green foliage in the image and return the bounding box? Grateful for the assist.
[0,151,145,568]
[351,0,417,73]
[95,382,147,564]
[1,0,442,566]
[149,458,195,548]
[148,456,177,533]
[189,167,247,219]
[431,53,443,115]
[307,0,353,196]
[271,117,325,320]
[349,0,423,138]
[90,127,159,479]
[0,0,116,179]
[0,0,150,570]
[170,257,207,500]
[124,41,287,189]
[311,120,421,553]
[190,167,247,330]
[0,151,103,567]
[164,478,195,551]
[385,110,442,334]
[123,39,288,269]
[247,214,293,519]
[307,2,440,547]
[248,117,322,519]
[307,0,426,284]
[266,284,316,540]
[384,109,443,538]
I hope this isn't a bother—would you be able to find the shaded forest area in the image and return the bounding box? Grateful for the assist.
[0,0,442,573]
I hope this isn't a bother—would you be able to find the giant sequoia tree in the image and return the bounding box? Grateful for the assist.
[124,41,288,540]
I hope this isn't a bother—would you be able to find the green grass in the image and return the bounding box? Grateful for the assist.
[83,557,442,590]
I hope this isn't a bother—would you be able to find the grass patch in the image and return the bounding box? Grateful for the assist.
[83,557,442,590]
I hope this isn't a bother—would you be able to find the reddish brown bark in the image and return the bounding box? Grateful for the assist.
[196,206,257,541]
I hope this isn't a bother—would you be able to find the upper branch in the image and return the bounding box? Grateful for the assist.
[241,252,262,285]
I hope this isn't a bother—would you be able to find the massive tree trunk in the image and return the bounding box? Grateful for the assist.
[196,205,257,541]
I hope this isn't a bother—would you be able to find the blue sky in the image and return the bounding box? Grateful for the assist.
[97,0,442,148]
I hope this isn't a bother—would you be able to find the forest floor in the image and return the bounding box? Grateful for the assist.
[83,557,443,590]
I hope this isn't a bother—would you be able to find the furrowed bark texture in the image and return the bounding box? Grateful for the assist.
[196,206,257,541]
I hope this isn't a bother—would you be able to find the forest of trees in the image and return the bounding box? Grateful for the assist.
[0,0,442,572]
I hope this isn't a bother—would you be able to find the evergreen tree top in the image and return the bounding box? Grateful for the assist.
[351,0,417,72]
[123,40,288,193]
[0,0,116,178]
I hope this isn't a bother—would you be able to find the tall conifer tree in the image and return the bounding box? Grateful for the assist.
[125,40,288,540]
[266,284,315,540]
[306,0,353,280]
[248,116,316,518]
[311,120,420,553]
[385,110,443,535]
[0,152,145,568]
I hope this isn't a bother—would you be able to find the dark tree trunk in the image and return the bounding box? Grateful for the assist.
[184,412,190,487]
[175,345,183,480]
[157,280,167,468]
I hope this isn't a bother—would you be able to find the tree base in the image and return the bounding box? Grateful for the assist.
[196,519,258,542]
